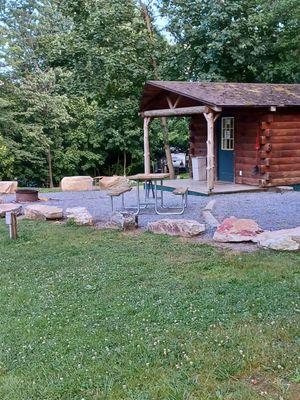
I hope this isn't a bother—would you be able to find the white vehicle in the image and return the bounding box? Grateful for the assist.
[171,152,186,168]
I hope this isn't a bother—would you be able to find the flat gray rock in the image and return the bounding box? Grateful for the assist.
[148,219,205,237]
[106,211,138,230]
[65,207,93,225]
[254,227,300,251]
[25,204,63,220]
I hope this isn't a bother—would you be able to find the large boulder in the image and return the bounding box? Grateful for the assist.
[0,203,22,217]
[148,219,205,237]
[213,216,262,242]
[61,176,93,192]
[25,204,63,220]
[106,211,138,231]
[0,181,18,194]
[254,227,300,251]
[65,207,93,226]
[99,176,129,190]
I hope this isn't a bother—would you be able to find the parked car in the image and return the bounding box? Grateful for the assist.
[171,152,187,169]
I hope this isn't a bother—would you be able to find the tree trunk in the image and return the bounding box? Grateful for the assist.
[123,150,127,176]
[161,117,175,178]
[47,145,54,188]
[139,1,175,179]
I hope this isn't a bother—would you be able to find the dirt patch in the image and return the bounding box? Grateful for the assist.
[244,374,300,400]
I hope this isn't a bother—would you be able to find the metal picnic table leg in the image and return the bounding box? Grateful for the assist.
[154,178,186,216]
[154,179,159,214]
[135,179,141,215]
[154,179,167,214]
[158,179,168,209]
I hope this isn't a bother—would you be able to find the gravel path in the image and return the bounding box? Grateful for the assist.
[3,189,300,235]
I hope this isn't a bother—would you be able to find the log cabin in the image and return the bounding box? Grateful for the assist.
[140,81,300,193]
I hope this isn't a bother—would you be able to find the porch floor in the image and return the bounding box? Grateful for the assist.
[162,178,266,196]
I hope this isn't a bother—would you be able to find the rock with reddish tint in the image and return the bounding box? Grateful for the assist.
[106,211,138,231]
[147,219,205,237]
[0,203,22,217]
[254,227,300,251]
[66,207,93,226]
[213,216,262,242]
[25,204,63,220]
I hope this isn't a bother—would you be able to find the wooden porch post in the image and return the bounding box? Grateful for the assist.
[204,112,220,193]
[144,116,151,174]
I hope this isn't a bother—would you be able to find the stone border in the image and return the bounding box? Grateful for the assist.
[202,200,219,228]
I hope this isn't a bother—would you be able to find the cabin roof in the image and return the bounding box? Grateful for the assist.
[141,81,300,110]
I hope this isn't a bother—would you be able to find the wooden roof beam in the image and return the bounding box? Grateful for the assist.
[141,106,211,118]
[208,105,222,113]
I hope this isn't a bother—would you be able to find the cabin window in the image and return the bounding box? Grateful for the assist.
[221,117,234,150]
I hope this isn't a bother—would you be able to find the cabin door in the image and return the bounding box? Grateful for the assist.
[217,116,235,182]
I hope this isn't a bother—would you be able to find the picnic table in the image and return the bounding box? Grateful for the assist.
[128,173,170,215]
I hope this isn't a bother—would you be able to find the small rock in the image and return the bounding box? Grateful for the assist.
[106,211,138,231]
[25,204,63,220]
[0,203,22,217]
[213,216,262,242]
[0,197,4,204]
[254,227,300,251]
[147,219,205,237]
[65,207,93,225]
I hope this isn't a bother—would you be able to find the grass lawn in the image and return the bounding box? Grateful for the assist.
[0,221,299,400]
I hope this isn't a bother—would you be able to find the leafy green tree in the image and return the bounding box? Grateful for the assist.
[58,0,166,175]
[160,0,300,82]
[1,0,73,185]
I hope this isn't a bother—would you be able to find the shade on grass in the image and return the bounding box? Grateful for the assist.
[0,221,299,399]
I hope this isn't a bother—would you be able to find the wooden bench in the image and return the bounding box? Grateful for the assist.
[154,186,188,215]
[172,187,188,196]
[172,187,188,210]
[106,185,132,211]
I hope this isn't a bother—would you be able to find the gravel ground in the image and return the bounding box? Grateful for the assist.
[3,189,300,236]
[213,191,300,231]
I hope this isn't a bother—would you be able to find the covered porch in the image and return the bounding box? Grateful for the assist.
[140,80,241,194]
[141,102,220,194]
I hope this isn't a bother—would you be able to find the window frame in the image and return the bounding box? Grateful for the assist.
[221,117,234,151]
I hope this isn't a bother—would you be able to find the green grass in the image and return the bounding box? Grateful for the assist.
[37,187,62,193]
[0,221,299,400]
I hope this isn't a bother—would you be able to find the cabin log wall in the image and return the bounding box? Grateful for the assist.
[190,109,300,187]
[189,115,207,157]
[234,109,264,186]
[262,110,300,186]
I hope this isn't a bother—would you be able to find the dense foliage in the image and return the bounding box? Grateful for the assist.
[0,0,299,186]
[160,0,300,82]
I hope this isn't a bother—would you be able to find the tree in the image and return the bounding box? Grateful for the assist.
[57,0,169,175]
[159,0,300,82]
[1,0,73,185]
[139,0,175,178]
